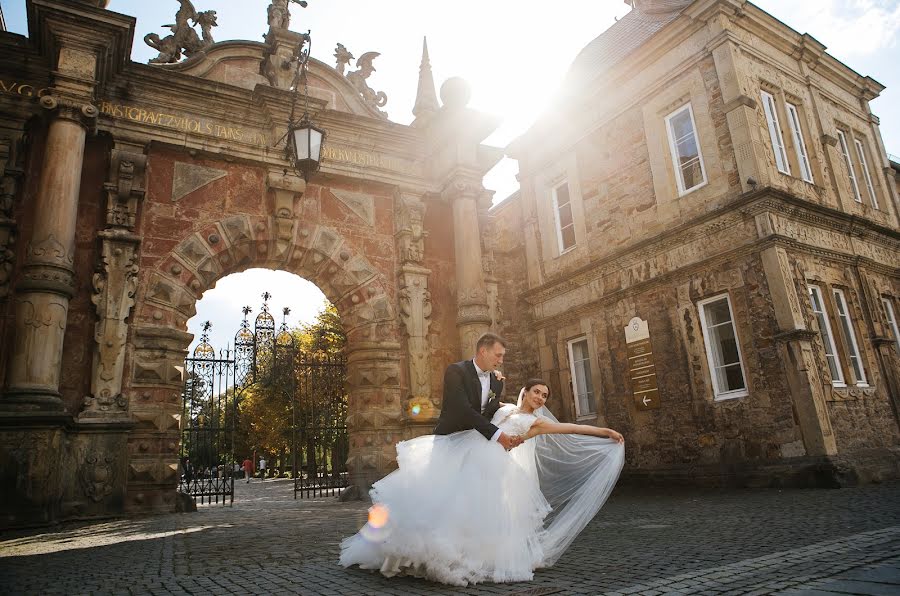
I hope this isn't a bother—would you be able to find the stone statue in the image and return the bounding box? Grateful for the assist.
[144,0,218,64]
[346,51,388,115]
[334,43,354,75]
[268,0,307,30]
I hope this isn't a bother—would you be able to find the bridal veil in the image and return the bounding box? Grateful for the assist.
[509,390,625,566]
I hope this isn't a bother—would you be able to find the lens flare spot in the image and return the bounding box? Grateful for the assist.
[368,504,389,528]
[359,504,392,543]
[411,404,422,416]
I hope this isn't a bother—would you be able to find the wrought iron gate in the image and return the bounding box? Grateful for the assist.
[178,323,237,505]
[178,293,349,505]
[292,352,349,498]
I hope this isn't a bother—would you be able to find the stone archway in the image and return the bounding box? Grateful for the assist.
[123,203,404,512]
[1,1,505,527]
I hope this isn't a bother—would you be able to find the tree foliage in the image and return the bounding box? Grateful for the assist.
[232,302,346,467]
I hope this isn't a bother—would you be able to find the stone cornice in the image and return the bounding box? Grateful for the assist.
[526,233,895,332]
[523,188,899,308]
[735,2,884,101]
[510,0,884,164]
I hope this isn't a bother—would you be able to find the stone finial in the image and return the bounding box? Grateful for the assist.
[412,37,439,119]
[439,77,471,110]
[144,0,218,64]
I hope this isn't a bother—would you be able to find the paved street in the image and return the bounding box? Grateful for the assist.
[1,479,899,595]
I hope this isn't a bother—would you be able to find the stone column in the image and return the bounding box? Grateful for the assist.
[760,243,837,456]
[5,97,98,410]
[444,175,491,356]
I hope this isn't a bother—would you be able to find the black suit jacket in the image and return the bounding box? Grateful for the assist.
[433,360,504,440]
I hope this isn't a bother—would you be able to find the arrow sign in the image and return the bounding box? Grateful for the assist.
[634,389,660,410]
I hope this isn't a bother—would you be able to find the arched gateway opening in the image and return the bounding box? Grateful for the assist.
[126,208,406,513]
[179,270,350,504]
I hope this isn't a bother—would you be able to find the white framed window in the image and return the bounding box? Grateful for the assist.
[808,285,845,386]
[567,337,597,418]
[665,103,707,196]
[786,103,813,183]
[551,181,576,254]
[837,130,862,202]
[761,91,791,175]
[832,289,867,386]
[698,294,748,399]
[854,139,879,209]
[883,298,900,355]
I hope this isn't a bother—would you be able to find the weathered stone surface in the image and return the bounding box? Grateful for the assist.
[499,1,900,486]
[171,162,227,202]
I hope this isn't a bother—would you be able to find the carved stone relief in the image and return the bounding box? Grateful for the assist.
[0,138,19,300]
[267,171,305,260]
[81,145,147,421]
[81,236,139,420]
[399,267,432,400]
[395,194,426,265]
[80,453,116,502]
[105,149,147,228]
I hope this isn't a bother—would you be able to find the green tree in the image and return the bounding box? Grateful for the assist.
[234,302,347,475]
[296,303,345,353]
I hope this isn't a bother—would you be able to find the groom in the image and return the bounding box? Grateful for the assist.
[434,332,523,451]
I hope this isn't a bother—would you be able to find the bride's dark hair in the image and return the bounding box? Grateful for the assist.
[523,378,549,395]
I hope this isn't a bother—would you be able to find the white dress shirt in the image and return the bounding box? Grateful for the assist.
[473,359,502,442]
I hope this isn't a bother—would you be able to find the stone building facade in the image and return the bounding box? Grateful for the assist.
[0,0,504,527]
[2,0,898,529]
[498,0,900,486]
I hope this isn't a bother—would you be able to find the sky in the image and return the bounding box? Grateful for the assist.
[3,0,900,350]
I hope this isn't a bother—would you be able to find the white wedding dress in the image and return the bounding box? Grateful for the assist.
[339,404,625,586]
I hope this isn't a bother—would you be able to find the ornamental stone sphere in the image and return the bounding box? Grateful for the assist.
[439,77,471,110]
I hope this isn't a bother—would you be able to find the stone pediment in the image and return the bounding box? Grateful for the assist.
[153,42,386,120]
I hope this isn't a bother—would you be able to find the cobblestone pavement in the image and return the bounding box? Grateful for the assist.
[2,479,899,595]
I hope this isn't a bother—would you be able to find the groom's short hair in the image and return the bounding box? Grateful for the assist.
[476,332,506,352]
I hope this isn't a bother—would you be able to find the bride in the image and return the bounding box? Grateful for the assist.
[339,378,625,586]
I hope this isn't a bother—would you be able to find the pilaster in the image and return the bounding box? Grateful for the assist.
[760,244,837,456]
[80,141,147,422]
[395,191,434,421]
[708,23,770,192]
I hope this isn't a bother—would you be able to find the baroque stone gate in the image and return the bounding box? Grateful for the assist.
[0,0,506,527]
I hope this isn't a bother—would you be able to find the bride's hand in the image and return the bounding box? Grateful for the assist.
[607,430,624,444]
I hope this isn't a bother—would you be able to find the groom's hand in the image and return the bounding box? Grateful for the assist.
[498,432,523,451]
